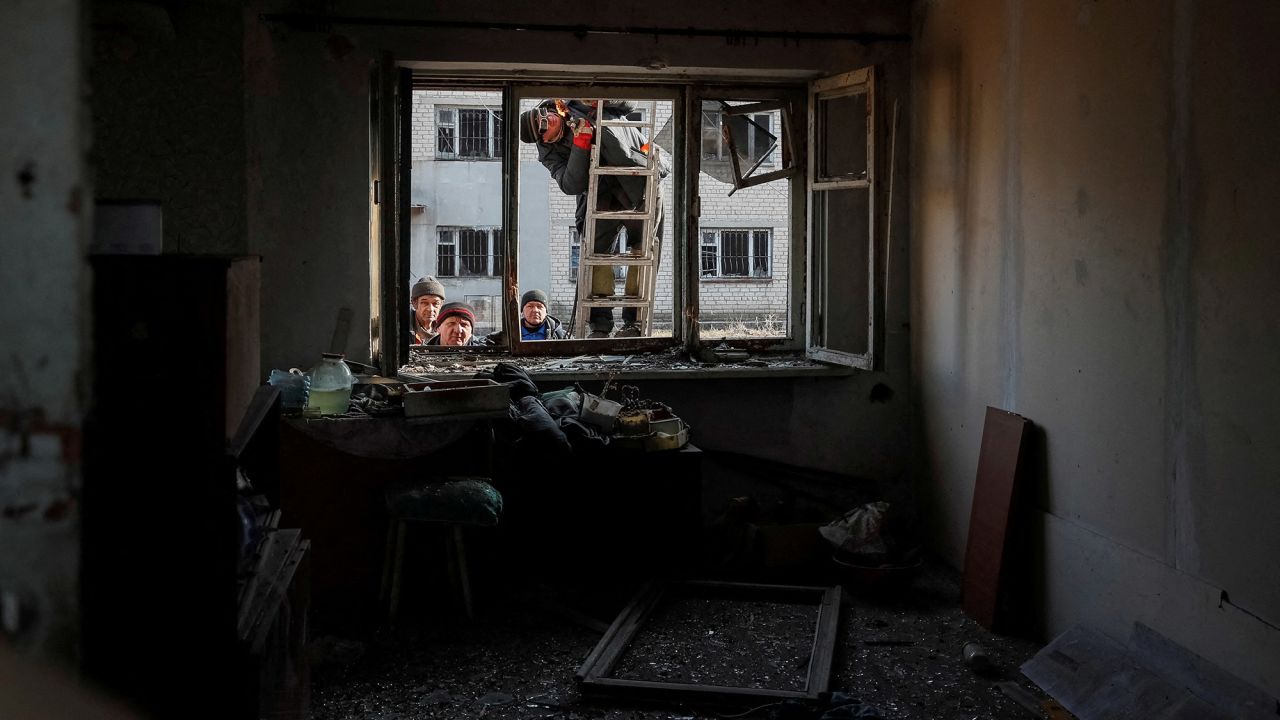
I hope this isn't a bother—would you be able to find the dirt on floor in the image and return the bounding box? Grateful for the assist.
[310,563,1050,720]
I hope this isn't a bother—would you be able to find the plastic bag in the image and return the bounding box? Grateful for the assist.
[819,501,892,558]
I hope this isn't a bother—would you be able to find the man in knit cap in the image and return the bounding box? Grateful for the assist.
[517,289,567,341]
[409,276,446,345]
[424,301,488,347]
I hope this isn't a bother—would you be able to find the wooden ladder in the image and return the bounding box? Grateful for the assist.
[572,100,662,337]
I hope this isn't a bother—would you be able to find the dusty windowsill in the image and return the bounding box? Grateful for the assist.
[399,348,855,382]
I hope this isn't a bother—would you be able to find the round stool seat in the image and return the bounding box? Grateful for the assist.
[385,477,502,527]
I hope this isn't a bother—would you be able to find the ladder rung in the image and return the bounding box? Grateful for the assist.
[597,120,652,128]
[592,166,658,177]
[579,297,651,308]
[590,210,651,220]
[580,256,655,266]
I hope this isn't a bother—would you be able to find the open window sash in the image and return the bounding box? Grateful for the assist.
[806,67,880,369]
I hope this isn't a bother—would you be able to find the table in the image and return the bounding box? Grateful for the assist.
[276,413,502,620]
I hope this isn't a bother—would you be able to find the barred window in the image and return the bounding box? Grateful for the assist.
[437,106,503,160]
[700,228,771,279]
[437,227,502,277]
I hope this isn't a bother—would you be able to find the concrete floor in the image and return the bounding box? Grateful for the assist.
[310,563,1047,719]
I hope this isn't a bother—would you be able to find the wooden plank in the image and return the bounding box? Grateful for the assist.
[576,583,666,682]
[962,406,1032,631]
[805,586,842,697]
[582,677,810,705]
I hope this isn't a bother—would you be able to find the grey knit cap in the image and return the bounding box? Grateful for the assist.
[521,289,549,309]
[412,276,446,302]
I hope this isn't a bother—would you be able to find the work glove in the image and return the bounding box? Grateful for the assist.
[570,117,594,149]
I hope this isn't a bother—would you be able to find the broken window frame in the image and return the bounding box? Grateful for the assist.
[805,66,882,370]
[720,100,798,193]
[576,580,842,705]
[701,106,774,167]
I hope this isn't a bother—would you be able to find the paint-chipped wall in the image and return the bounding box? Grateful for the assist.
[912,0,1280,695]
[0,0,88,664]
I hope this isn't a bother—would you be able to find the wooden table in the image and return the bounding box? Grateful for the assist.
[275,412,504,621]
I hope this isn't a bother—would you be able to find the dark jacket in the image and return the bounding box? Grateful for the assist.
[535,101,671,233]
[521,315,569,341]
[485,315,569,344]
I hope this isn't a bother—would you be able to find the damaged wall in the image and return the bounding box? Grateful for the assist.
[0,0,88,663]
[912,0,1280,695]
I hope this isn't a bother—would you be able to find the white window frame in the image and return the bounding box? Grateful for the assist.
[436,226,502,277]
[436,105,504,160]
[700,228,772,279]
[805,66,880,370]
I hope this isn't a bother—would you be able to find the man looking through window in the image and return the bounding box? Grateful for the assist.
[410,276,446,345]
[519,99,669,338]
[518,289,567,341]
[424,301,488,347]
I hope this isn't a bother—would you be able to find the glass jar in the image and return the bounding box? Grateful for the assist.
[306,353,355,416]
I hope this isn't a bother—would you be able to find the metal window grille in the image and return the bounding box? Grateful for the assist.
[437,106,501,160]
[437,229,456,276]
[438,227,502,277]
[719,230,751,276]
[751,230,771,277]
[701,229,771,278]
[458,227,490,276]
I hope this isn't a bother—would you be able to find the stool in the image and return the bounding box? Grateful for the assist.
[379,477,503,622]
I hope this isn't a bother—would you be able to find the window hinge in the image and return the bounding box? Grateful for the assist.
[692,195,700,218]
[373,180,382,205]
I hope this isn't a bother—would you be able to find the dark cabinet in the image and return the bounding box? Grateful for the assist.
[82,256,260,718]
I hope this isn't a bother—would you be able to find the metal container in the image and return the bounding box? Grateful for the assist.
[403,379,510,418]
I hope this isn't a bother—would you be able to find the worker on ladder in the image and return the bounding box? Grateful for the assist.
[519,99,670,338]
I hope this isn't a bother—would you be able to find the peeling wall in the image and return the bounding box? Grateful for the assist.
[912,0,1280,695]
[0,0,88,664]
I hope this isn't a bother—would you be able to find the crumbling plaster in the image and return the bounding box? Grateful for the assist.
[1,0,88,663]
[912,0,1280,695]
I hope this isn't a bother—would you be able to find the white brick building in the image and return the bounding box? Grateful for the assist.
[411,90,790,338]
